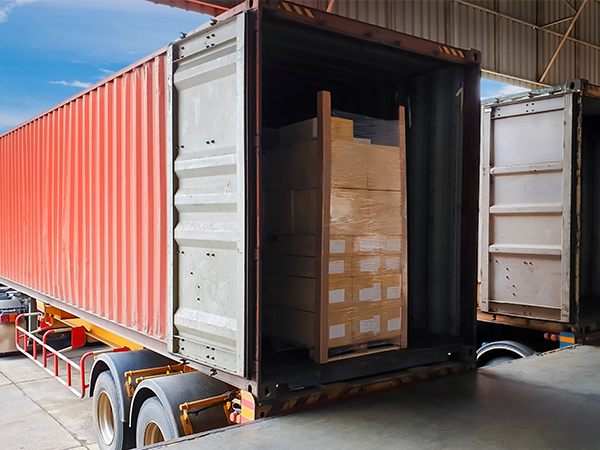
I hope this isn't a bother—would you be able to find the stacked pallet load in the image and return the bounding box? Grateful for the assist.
[263,91,407,363]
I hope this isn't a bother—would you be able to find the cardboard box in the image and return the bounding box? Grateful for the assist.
[327,276,353,310]
[368,144,402,191]
[264,148,292,191]
[279,118,317,146]
[274,306,315,347]
[327,256,351,278]
[352,301,402,344]
[353,274,403,304]
[382,274,403,301]
[265,190,293,235]
[293,188,317,235]
[331,117,354,141]
[330,189,402,236]
[328,307,353,347]
[329,236,353,256]
[351,255,401,277]
[369,190,403,235]
[331,140,368,189]
[278,255,315,278]
[330,188,370,236]
[291,140,318,189]
[279,235,316,256]
[352,235,402,255]
[276,275,315,312]
[263,303,276,336]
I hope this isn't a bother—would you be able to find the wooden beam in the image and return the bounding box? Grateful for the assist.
[539,0,589,83]
[326,0,336,13]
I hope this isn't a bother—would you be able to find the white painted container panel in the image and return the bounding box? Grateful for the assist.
[169,15,247,376]
[480,94,573,322]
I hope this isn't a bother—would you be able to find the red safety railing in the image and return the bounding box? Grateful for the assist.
[15,313,129,398]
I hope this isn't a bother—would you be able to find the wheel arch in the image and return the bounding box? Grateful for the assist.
[477,340,536,367]
[90,350,176,423]
[129,371,232,440]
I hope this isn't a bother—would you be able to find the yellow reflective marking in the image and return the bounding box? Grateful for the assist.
[450,48,457,56]
[304,8,314,18]
[306,393,321,404]
[560,336,575,344]
[282,399,299,410]
[293,4,303,15]
[458,50,465,58]
[241,408,254,420]
[281,2,292,12]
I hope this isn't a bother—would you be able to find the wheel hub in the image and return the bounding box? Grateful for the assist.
[97,391,115,445]
[144,421,165,445]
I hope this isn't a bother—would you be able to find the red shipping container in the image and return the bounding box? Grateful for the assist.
[0,51,169,348]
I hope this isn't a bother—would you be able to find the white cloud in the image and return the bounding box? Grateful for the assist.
[0,108,39,134]
[49,80,92,88]
[0,0,38,23]
[497,85,530,96]
[98,68,115,75]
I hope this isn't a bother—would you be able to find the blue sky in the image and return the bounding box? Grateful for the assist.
[0,1,530,135]
[0,0,209,134]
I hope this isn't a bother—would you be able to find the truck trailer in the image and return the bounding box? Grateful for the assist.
[0,1,480,449]
[477,80,600,364]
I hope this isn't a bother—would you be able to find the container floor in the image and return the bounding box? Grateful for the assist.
[158,344,600,450]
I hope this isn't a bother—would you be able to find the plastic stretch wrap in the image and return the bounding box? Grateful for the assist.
[263,96,406,356]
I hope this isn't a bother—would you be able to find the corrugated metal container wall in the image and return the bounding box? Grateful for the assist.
[0,52,169,342]
[280,0,600,88]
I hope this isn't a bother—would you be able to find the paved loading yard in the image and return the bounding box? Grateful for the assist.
[1,346,599,450]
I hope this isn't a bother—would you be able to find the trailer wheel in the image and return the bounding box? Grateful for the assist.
[93,371,125,450]
[136,397,176,446]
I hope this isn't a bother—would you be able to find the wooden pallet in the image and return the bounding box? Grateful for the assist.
[326,337,402,361]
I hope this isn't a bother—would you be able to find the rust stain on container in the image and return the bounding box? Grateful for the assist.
[0,52,169,342]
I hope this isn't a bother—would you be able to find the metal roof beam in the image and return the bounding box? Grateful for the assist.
[453,0,600,53]
[540,15,574,29]
[539,0,589,83]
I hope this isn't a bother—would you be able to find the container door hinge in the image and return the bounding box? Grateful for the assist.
[254,248,260,260]
[254,135,261,148]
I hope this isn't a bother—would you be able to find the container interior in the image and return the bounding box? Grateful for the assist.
[578,94,600,323]
[258,15,471,381]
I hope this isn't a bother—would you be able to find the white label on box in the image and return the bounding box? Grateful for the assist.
[329,324,345,339]
[360,257,380,274]
[386,257,401,271]
[329,289,345,304]
[359,283,382,302]
[329,260,344,274]
[386,239,401,252]
[358,237,380,252]
[387,317,401,332]
[387,286,401,299]
[330,240,346,254]
[360,315,381,334]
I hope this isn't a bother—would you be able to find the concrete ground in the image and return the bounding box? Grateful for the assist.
[152,345,600,450]
[2,344,599,450]
[0,347,100,450]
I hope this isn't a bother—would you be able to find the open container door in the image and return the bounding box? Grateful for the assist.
[168,13,249,376]
[480,94,574,322]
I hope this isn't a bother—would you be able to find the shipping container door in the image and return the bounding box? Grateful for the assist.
[480,94,573,322]
[168,15,248,375]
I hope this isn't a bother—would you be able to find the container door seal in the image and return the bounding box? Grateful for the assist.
[167,15,248,375]
[480,94,573,322]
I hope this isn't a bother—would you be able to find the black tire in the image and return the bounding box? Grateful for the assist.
[93,371,125,450]
[136,397,177,447]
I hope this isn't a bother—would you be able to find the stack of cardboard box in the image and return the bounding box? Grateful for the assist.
[326,116,404,349]
[263,94,407,361]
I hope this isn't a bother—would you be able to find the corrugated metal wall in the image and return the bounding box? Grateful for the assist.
[0,52,169,343]
[280,0,600,88]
